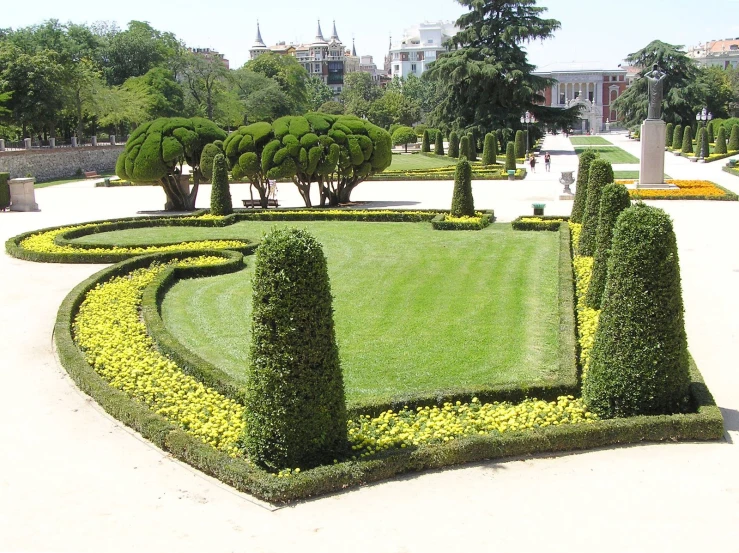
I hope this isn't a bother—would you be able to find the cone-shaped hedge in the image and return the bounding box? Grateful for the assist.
[434,131,444,155]
[244,228,348,471]
[729,125,739,151]
[578,159,614,256]
[570,150,598,223]
[665,123,674,148]
[585,183,631,309]
[450,157,474,217]
[459,135,471,160]
[421,130,430,153]
[714,126,728,155]
[698,127,709,158]
[468,132,478,161]
[583,205,691,418]
[671,124,683,151]
[505,142,516,171]
[681,126,693,154]
[514,130,526,159]
[481,133,497,165]
[0,172,10,211]
[209,153,232,216]
[707,121,714,143]
[448,131,460,158]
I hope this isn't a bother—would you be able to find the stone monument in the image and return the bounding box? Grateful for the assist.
[639,65,674,188]
[8,178,39,211]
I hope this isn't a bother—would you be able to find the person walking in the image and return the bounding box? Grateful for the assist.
[544,152,551,172]
[529,153,536,173]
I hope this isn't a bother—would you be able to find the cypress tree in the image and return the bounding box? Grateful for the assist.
[450,157,475,217]
[681,126,693,154]
[209,153,232,216]
[707,120,714,143]
[714,126,728,155]
[665,122,674,148]
[496,129,504,152]
[570,150,598,224]
[671,124,683,151]
[468,133,478,161]
[698,127,710,159]
[481,132,497,165]
[729,125,739,151]
[0,172,10,211]
[514,130,526,159]
[244,228,348,470]
[434,131,445,155]
[421,130,430,153]
[585,184,631,309]
[505,142,516,171]
[459,135,471,160]
[578,159,614,256]
[583,205,691,418]
[449,131,460,158]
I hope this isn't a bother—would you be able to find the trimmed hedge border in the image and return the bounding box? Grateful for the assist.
[368,169,527,181]
[721,165,739,179]
[670,148,739,163]
[512,216,569,231]
[431,212,493,231]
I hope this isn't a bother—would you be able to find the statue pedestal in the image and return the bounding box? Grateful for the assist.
[9,178,39,211]
[639,120,670,187]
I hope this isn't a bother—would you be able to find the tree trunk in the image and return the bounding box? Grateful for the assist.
[161,174,189,211]
[293,177,312,207]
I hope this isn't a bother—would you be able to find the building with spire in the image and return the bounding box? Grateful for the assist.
[249,20,358,95]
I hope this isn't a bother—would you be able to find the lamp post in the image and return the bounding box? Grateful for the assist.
[520,111,537,153]
[696,107,712,160]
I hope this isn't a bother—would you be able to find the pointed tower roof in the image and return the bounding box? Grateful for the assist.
[252,21,266,49]
[352,38,357,57]
[330,20,340,42]
[312,20,327,45]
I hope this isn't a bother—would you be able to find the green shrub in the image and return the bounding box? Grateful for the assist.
[514,130,526,159]
[698,127,709,159]
[209,154,232,216]
[448,131,460,158]
[244,228,348,471]
[481,133,497,165]
[714,126,728,155]
[583,205,691,418]
[707,120,714,143]
[578,159,614,256]
[467,133,478,161]
[671,124,683,151]
[421,130,430,153]
[434,131,445,156]
[570,150,598,224]
[665,123,674,148]
[729,125,739,151]
[681,126,693,154]
[392,126,417,153]
[505,142,516,171]
[199,142,224,182]
[388,123,400,137]
[585,184,630,309]
[459,135,471,160]
[0,172,9,211]
[450,158,474,217]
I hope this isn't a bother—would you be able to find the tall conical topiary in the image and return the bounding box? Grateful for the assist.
[450,157,475,217]
[0,172,10,211]
[481,133,497,165]
[434,131,444,155]
[459,135,471,160]
[583,205,691,418]
[209,153,232,216]
[421,129,430,153]
[665,123,674,148]
[578,158,614,256]
[698,127,709,159]
[449,131,460,158]
[671,124,683,151]
[514,130,526,159]
[570,150,598,223]
[244,227,348,471]
[681,126,693,154]
[468,133,478,161]
[728,124,739,151]
[714,126,728,155]
[707,120,714,143]
[505,142,516,171]
[585,183,631,309]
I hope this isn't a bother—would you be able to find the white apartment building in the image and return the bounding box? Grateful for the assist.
[389,21,457,79]
[688,38,739,69]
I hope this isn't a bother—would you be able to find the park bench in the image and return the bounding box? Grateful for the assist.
[242,198,279,208]
[84,171,100,179]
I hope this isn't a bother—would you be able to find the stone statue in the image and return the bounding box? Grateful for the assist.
[645,65,667,120]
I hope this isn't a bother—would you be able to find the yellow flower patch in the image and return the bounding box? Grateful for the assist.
[519,217,566,223]
[570,222,601,377]
[615,180,728,198]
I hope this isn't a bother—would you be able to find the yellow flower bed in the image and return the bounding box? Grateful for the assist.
[445,215,483,223]
[348,396,597,457]
[570,222,600,377]
[20,224,248,255]
[615,179,728,198]
[519,217,566,223]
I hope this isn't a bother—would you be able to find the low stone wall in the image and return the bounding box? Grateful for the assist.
[0,146,125,182]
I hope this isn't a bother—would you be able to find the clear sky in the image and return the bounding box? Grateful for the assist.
[4,0,739,71]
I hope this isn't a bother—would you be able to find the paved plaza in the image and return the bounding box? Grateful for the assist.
[1,132,738,552]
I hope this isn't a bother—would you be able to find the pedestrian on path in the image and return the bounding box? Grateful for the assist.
[529,153,536,173]
[544,152,551,172]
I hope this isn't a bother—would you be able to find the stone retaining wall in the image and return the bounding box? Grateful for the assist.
[0,146,125,182]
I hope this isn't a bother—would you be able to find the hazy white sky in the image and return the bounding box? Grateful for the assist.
[4,0,739,70]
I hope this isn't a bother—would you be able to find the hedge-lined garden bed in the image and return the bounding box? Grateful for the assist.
[615,180,738,201]
[512,217,568,231]
[369,167,527,181]
[431,212,493,230]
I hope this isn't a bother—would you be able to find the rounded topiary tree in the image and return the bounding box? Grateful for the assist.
[570,149,598,224]
[421,130,430,153]
[392,126,417,153]
[199,140,224,182]
[681,126,693,154]
[665,122,674,148]
[0,172,10,211]
[115,117,227,211]
[671,124,683,151]
[505,142,516,171]
[459,135,471,160]
[729,124,739,151]
[468,131,478,162]
[450,157,474,217]
[481,132,497,166]
[209,153,232,216]
[714,126,728,155]
[585,183,631,309]
[434,130,445,155]
[514,130,526,159]
[583,205,691,418]
[698,127,710,159]
[448,131,460,158]
[244,227,348,471]
[578,158,614,256]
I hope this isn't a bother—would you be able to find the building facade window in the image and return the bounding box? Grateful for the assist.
[394,64,399,72]
[411,63,417,72]
[559,92,566,104]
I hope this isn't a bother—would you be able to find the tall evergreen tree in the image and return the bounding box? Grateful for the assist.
[434,130,445,155]
[570,150,598,224]
[449,131,460,158]
[665,122,674,148]
[514,130,526,159]
[729,125,739,151]
[671,124,683,151]
[714,126,728,155]
[482,132,497,165]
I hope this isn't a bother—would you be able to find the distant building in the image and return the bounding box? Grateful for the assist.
[249,20,358,95]
[388,21,457,79]
[687,38,739,69]
[360,55,380,82]
[188,47,230,70]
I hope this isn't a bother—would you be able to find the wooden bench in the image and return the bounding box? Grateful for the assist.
[242,198,279,208]
[84,171,100,179]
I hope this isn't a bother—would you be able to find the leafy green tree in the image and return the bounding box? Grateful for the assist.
[434,130,445,155]
[209,153,232,215]
[222,121,280,207]
[681,125,693,154]
[306,76,334,111]
[340,71,382,118]
[514,130,526,158]
[714,126,728,154]
[182,51,228,120]
[579,159,614,256]
[318,100,344,115]
[367,90,420,128]
[127,67,186,118]
[481,132,497,165]
[392,125,417,152]
[231,67,291,123]
[671,124,683,150]
[245,52,308,113]
[505,141,516,171]
[448,131,460,158]
[571,150,598,223]
[698,66,734,119]
[450,158,475,217]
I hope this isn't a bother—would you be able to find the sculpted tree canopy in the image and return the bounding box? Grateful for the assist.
[115,117,226,211]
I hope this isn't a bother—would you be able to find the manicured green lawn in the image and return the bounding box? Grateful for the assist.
[573,146,639,164]
[569,137,612,146]
[34,173,114,188]
[74,222,563,407]
[387,153,458,171]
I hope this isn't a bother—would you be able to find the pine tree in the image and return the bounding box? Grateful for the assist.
[450,157,475,217]
[449,131,460,158]
[570,150,598,224]
[578,159,614,256]
[681,126,693,154]
[671,124,683,151]
[481,132,497,165]
[505,142,516,171]
[434,130,445,155]
[209,153,232,216]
